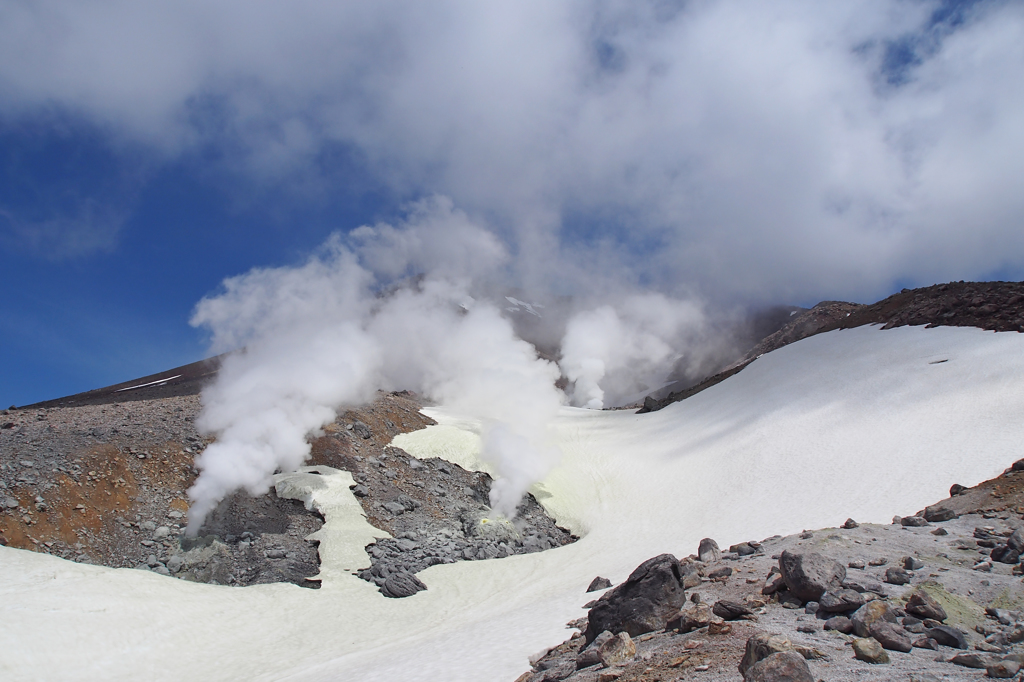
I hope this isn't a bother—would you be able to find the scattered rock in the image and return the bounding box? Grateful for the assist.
[987,660,1022,678]
[380,571,427,598]
[923,505,958,522]
[948,652,994,669]
[778,551,846,603]
[904,590,947,622]
[925,625,968,649]
[587,577,612,592]
[576,632,613,670]
[818,589,865,613]
[597,632,635,667]
[868,620,913,652]
[842,519,859,529]
[738,633,793,678]
[824,616,854,634]
[852,637,889,664]
[712,599,752,620]
[884,567,911,585]
[900,516,929,527]
[851,601,898,638]
[744,651,814,682]
[707,565,733,580]
[902,556,924,570]
[698,538,721,564]
[670,602,713,633]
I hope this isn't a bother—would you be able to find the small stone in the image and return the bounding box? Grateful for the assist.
[3,497,17,509]
[884,567,911,585]
[698,538,721,564]
[597,670,623,682]
[931,527,948,536]
[153,526,170,540]
[818,589,865,613]
[824,616,854,634]
[842,518,859,529]
[869,621,913,652]
[868,557,887,566]
[712,599,752,620]
[708,621,731,635]
[902,556,924,570]
[738,633,794,677]
[707,565,732,580]
[901,515,929,527]
[847,560,865,569]
[987,660,1022,678]
[587,576,612,592]
[905,590,947,621]
[380,572,427,598]
[912,637,938,650]
[852,637,889,664]
[670,602,713,633]
[925,625,968,649]
[949,652,994,669]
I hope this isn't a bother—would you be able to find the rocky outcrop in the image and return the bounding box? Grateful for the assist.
[584,554,688,643]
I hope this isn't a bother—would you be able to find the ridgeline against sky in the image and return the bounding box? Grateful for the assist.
[1,0,1023,405]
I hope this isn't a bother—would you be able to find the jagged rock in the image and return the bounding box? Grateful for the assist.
[680,562,701,589]
[884,567,910,585]
[988,660,1022,678]
[712,599,752,620]
[852,637,889,664]
[778,551,845,603]
[669,602,713,633]
[597,632,635,667]
[738,633,793,678]
[587,576,612,592]
[698,538,721,564]
[744,651,814,682]
[818,589,865,613]
[762,570,785,596]
[923,505,957,522]
[851,601,898,638]
[585,554,687,643]
[576,632,613,669]
[380,571,427,598]
[868,621,913,652]
[925,625,968,649]
[824,616,853,634]
[904,590,946,622]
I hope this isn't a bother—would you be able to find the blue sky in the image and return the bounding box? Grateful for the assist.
[1,0,1022,407]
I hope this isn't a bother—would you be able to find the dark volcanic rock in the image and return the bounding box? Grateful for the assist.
[713,599,753,620]
[380,571,427,598]
[884,567,911,585]
[926,625,969,649]
[584,554,687,643]
[778,551,845,603]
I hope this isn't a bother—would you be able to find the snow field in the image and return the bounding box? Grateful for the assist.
[2,325,1024,681]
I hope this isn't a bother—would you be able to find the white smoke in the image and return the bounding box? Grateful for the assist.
[559,294,715,409]
[186,199,563,533]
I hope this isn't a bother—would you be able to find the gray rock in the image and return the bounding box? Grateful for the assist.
[778,551,845,603]
[140,520,156,531]
[818,589,865,613]
[712,599,752,620]
[681,563,701,589]
[851,601,898,638]
[905,590,946,622]
[597,632,635,667]
[842,518,859,529]
[383,502,405,515]
[923,505,958,522]
[3,497,17,508]
[884,567,911,585]
[987,660,1021,679]
[902,556,924,570]
[380,571,427,598]
[587,576,612,592]
[824,616,854,634]
[153,526,170,540]
[900,516,929,527]
[852,637,889,664]
[350,485,369,497]
[584,554,687,643]
[868,621,913,652]
[925,625,968,649]
[847,560,865,569]
[698,538,721,564]
[166,555,183,573]
[576,631,613,669]
[669,602,713,633]
[707,565,732,580]
[949,652,995,669]
[738,633,794,678]
[744,651,814,682]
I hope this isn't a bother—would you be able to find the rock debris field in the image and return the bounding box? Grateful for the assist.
[0,389,574,594]
[520,463,1024,682]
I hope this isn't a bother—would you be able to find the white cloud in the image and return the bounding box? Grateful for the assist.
[1,0,1022,301]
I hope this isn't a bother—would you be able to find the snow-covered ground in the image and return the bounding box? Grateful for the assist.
[3,325,1024,682]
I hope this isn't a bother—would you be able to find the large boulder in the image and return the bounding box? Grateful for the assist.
[852,638,889,664]
[851,601,898,638]
[926,625,968,649]
[584,554,687,643]
[869,621,913,652]
[818,589,865,613]
[744,651,814,682]
[739,633,794,678]
[778,551,845,603]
